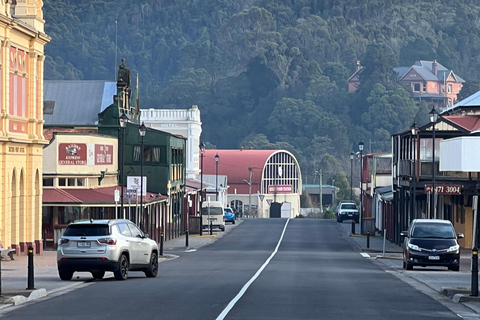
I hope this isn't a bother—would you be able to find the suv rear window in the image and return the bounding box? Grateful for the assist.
[63,224,110,236]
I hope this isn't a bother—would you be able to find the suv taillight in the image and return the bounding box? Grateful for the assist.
[59,239,69,245]
[97,238,117,245]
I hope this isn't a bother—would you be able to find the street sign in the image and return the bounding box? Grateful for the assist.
[125,189,137,194]
[123,194,135,199]
[114,189,120,202]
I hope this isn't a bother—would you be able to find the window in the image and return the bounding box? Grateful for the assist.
[58,178,66,186]
[144,146,151,161]
[413,83,421,92]
[68,178,75,186]
[448,84,452,93]
[133,146,140,162]
[77,178,85,186]
[134,146,152,162]
[43,178,54,187]
[152,147,160,162]
[127,223,143,238]
[117,223,132,237]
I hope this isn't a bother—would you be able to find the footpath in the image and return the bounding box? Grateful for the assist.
[1,218,480,319]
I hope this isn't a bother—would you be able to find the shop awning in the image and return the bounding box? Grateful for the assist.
[43,186,167,206]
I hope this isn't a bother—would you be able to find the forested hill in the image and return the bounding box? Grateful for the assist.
[42,0,480,183]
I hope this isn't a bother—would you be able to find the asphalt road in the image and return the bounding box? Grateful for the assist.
[0,219,464,320]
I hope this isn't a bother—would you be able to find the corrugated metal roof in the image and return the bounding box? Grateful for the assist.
[443,90,480,114]
[43,186,166,206]
[201,149,298,195]
[443,115,480,132]
[395,60,465,83]
[44,80,116,125]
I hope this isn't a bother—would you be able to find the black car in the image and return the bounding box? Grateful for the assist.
[401,219,464,271]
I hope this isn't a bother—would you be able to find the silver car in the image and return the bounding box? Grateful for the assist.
[57,219,159,281]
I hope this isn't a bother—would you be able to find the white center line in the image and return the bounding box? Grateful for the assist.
[360,252,370,258]
[216,218,290,320]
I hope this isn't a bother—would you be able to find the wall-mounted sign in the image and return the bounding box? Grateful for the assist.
[58,143,87,165]
[268,185,292,194]
[95,144,113,165]
[424,184,461,195]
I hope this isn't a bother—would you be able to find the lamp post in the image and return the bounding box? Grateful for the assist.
[358,141,365,234]
[410,122,419,222]
[315,170,323,214]
[215,153,219,201]
[139,122,147,226]
[119,113,129,219]
[429,107,439,219]
[350,152,354,200]
[199,142,205,235]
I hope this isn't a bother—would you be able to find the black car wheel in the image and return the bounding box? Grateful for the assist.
[59,270,73,281]
[114,254,129,280]
[449,265,460,272]
[145,252,159,278]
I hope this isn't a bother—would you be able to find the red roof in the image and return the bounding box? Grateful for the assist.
[443,115,480,132]
[43,186,166,206]
[202,149,279,194]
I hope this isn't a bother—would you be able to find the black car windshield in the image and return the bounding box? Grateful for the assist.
[63,224,110,237]
[342,204,357,210]
[411,223,456,239]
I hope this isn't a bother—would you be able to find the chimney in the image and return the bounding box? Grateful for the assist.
[355,61,361,72]
[432,59,437,76]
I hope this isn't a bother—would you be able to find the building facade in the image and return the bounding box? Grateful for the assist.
[0,1,49,254]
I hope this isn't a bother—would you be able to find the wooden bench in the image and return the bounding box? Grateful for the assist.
[0,248,15,260]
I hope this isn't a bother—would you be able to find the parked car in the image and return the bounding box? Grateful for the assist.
[57,219,159,281]
[224,207,236,224]
[202,201,225,231]
[336,202,359,223]
[401,219,464,271]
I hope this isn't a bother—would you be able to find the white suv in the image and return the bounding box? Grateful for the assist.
[57,219,159,281]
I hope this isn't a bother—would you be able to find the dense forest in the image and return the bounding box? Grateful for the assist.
[43,0,480,184]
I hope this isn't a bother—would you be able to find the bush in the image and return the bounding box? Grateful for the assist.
[323,209,335,220]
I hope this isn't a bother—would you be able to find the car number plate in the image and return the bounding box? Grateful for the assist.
[77,241,91,248]
[428,255,440,260]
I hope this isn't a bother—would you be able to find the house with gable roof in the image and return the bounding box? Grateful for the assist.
[348,60,464,109]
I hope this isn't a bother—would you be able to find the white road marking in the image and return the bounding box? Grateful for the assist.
[360,252,370,258]
[216,219,290,320]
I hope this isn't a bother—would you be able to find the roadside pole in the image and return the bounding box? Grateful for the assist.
[472,195,478,296]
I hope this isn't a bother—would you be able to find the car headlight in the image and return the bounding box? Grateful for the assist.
[447,245,459,253]
[407,243,420,251]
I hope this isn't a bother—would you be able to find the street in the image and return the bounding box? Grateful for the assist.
[0,219,467,320]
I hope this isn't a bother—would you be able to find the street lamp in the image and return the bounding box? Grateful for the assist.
[315,170,323,214]
[349,152,354,200]
[215,153,219,201]
[429,107,439,219]
[410,122,419,221]
[199,142,205,235]
[358,141,365,234]
[139,122,147,226]
[119,113,129,219]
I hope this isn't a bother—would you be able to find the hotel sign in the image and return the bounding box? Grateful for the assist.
[424,184,461,195]
[268,185,292,194]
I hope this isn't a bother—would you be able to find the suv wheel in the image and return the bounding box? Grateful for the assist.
[114,254,129,280]
[144,252,158,278]
[92,271,105,279]
[59,270,74,281]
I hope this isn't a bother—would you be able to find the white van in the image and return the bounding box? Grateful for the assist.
[202,200,225,232]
